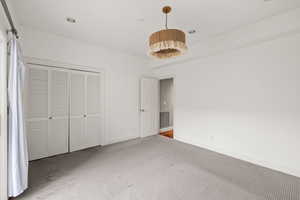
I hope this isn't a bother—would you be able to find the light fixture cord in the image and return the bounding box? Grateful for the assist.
[165,13,168,29]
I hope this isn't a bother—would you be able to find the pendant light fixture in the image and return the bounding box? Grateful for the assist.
[149,6,187,59]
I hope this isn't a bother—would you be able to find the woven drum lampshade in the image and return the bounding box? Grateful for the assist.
[149,6,187,59]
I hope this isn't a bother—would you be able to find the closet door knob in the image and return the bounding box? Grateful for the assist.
[83,114,87,118]
[49,116,53,120]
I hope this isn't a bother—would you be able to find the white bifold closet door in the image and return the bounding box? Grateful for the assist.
[70,72,102,152]
[48,70,69,156]
[26,66,69,160]
[26,66,48,160]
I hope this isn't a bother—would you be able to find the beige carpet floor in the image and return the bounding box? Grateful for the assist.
[15,136,300,200]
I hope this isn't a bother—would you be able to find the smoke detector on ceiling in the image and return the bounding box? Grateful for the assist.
[188,30,196,34]
[66,17,76,23]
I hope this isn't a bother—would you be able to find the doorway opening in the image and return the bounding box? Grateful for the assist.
[159,78,174,139]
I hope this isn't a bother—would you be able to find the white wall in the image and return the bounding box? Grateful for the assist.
[154,30,300,177]
[19,26,151,145]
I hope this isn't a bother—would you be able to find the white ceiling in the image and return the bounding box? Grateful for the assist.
[11,0,300,59]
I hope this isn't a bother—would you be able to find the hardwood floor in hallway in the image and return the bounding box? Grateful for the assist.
[159,130,173,138]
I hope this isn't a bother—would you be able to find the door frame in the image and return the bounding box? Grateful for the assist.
[158,74,176,138]
[139,76,160,138]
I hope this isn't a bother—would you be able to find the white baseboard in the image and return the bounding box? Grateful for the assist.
[174,136,300,178]
[104,135,139,146]
[160,127,173,132]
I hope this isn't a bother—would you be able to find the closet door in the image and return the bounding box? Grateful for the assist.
[86,74,102,147]
[48,70,69,156]
[26,66,49,160]
[27,66,69,160]
[70,72,86,151]
[70,72,102,151]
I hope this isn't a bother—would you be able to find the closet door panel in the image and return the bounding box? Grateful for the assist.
[70,72,86,152]
[48,118,68,156]
[70,72,102,151]
[27,68,48,118]
[27,120,48,160]
[50,70,68,116]
[48,70,69,156]
[86,116,101,147]
[70,117,85,152]
[26,67,49,160]
[87,74,101,115]
[70,73,85,116]
[86,74,102,147]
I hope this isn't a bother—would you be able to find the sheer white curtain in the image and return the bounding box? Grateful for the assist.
[7,35,28,197]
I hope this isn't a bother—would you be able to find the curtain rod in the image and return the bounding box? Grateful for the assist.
[0,0,19,38]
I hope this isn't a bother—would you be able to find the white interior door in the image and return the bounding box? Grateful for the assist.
[48,70,69,156]
[70,72,86,151]
[26,66,49,160]
[140,78,159,137]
